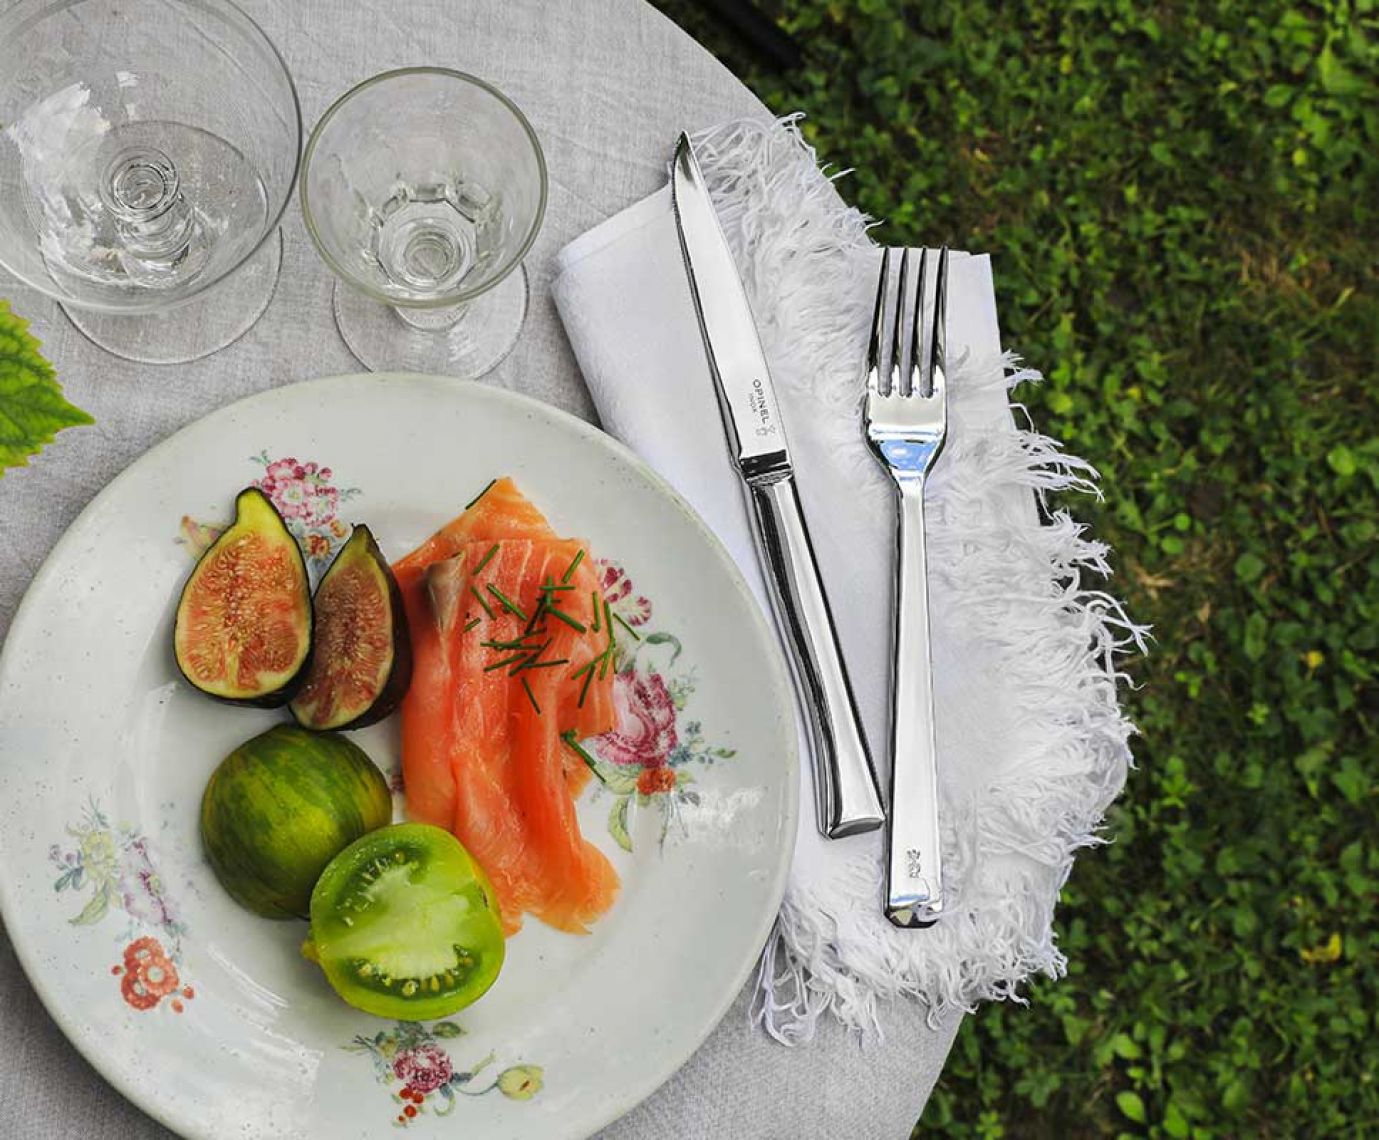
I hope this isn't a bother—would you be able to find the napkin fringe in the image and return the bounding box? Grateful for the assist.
[754,355,1145,1041]
[688,116,1143,1040]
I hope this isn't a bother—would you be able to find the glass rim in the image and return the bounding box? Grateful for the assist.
[299,66,549,310]
[0,0,304,316]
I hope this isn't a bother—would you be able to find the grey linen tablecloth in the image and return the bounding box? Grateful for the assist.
[0,0,961,1135]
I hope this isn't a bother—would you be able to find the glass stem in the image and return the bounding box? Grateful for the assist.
[393,302,468,331]
[100,147,198,268]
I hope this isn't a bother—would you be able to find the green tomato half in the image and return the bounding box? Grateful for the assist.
[302,823,505,1020]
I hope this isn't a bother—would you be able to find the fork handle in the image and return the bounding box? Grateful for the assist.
[884,481,945,927]
[746,474,885,839]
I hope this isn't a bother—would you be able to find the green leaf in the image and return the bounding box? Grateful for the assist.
[1115,1091,1147,1124]
[1234,552,1266,584]
[608,795,633,852]
[0,300,93,474]
[1110,1032,1142,1060]
[1242,612,1269,661]
[643,631,683,664]
[1221,1077,1250,1113]
[1163,1101,1191,1138]
[69,885,109,926]
[1332,757,1367,805]
[1317,45,1364,96]
[1327,445,1357,477]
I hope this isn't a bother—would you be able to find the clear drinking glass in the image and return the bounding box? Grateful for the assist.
[301,68,547,378]
[0,0,300,364]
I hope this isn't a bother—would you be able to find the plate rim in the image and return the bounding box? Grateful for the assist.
[0,371,800,1140]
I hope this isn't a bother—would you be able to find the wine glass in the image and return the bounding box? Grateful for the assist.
[0,0,300,364]
[300,68,547,378]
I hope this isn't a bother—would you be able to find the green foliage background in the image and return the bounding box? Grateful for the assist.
[649,1,1378,1135]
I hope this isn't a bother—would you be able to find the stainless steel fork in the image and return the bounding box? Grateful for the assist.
[864,246,949,929]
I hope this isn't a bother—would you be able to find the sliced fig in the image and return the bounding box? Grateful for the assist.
[290,524,412,731]
[174,487,313,706]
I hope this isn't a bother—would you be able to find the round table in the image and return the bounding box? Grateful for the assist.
[0,0,961,1135]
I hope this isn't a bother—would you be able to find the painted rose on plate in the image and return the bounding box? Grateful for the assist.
[345,1020,543,1126]
[564,560,738,852]
[598,671,678,770]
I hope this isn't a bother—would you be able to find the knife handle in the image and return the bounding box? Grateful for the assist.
[746,474,885,839]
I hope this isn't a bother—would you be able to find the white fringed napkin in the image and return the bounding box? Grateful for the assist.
[552,117,1142,1041]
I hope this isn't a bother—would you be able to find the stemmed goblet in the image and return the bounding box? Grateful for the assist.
[300,68,547,378]
[0,0,301,363]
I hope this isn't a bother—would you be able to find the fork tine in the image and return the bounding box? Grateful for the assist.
[909,248,928,397]
[929,246,949,398]
[890,249,911,397]
[866,247,892,394]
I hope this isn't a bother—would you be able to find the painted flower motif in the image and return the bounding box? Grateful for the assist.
[119,937,180,1011]
[78,829,118,880]
[54,799,193,1014]
[305,533,333,559]
[346,1021,543,1123]
[497,1065,544,1100]
[393,1044,454,1094]
[596,671,678,768]
[175,515,223,559]
[253,455,346,529]
[636,766,678,796]
[116,838,177,930]
[597,560,651,627]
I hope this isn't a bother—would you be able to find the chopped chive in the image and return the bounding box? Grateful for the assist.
[518,657,569,672]
[484,654,530,672]
[464,478,498,510]
[577,667,595,708]
[612,612,641,641]
[486,584,527,621]
[520,676,541,715]
[463,617,482,633]
[524,595,548,634]
[481,637,544,651]
[569,660,595,680]
[560,729,598,770]
[540,582,576,593]
[473,543,501,575]
[509,640,552,673]
[598,599,615,679]
[546,606,587,633]
[590,592,602,633]
[470,584,495,619]
[561,549,586,584]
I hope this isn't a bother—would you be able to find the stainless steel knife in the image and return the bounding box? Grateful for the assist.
[670,132,885,839]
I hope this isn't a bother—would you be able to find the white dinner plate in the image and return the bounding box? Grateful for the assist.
[0,374,798,1139]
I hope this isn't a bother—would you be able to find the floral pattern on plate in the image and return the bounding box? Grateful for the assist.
[175,452,361,573]
[345,1020,543,1127]
[50,799,195,1014]
[566,559,737,852]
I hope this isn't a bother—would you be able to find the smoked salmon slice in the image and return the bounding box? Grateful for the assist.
[394,478,619,935]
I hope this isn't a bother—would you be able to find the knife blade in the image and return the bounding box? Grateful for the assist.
[670,132,885,839]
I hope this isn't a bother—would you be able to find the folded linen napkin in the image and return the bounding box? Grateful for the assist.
[552,118,1141,1040]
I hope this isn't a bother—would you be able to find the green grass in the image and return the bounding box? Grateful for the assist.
[650,2,1378,1135]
